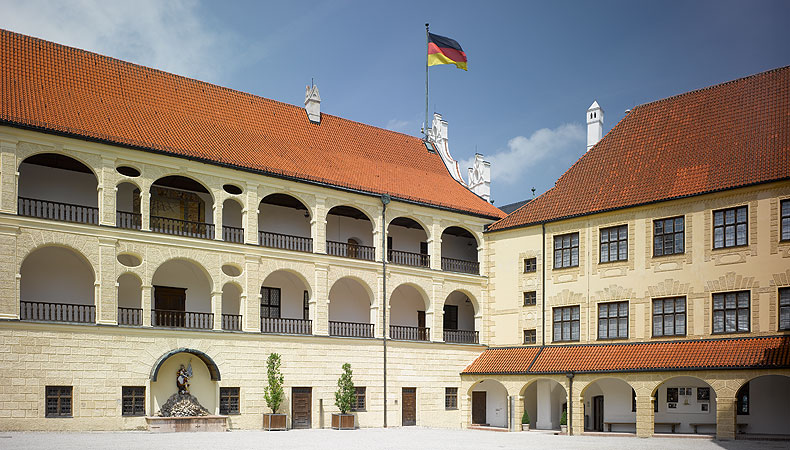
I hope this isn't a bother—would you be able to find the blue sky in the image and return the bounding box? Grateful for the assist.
[2,0,788,207]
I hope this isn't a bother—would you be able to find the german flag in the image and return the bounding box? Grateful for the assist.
[428,32,467,71]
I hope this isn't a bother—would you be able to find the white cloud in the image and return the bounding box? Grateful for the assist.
[0,0,241,83]
[385,119,410,133]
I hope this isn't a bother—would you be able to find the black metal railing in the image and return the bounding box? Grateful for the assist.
[441,257,480,275]
[221,314,243,331]
[150,215,215,239]
[260,317,312,335]
[259,231,313,253]
[388,249,430,268]
[327,241,375,261]
[222,226,244,243]
[329,320,375,338]
[118,307,143,326]
[20,301,95,323]
[444,329,479,344]
[390,325,430,341]
[152,309,213,329]
[116,211,142,230]
[18,197,98,225]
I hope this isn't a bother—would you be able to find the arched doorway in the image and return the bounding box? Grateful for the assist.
[150,348,220,416]
[116,182,141,229]
[582,377,636,433]
[735,375,790,437]
[328,277,374,338]
[151,259,213,329]
[387,217,429,268]
[258,193,312,252]
[150,175,214,239]
[653,376,716,435]
[221,198,244,243]
[117,272,142,326]
[521,378,567,431]
[443,291,478,343]
[469,379,509,428]
[441,226,479,274]
[389,284,429,341]
[260,270,311,335]
[221,282,242,331]
[326,206,374,261]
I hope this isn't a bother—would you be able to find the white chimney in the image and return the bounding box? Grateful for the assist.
[467,153,491,202]
[305,85,321,123]
[586,100,604,151]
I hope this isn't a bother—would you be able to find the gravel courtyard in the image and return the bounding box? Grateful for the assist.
[2,428,789,450]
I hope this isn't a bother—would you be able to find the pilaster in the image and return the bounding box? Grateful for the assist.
[97,238,118,324]
[513,395,525,431]
[430,222,442,270]
[213,203,222,241]
[140,186,151,231]
[99,157,116,226]
[212,290,222,330]
[0,138,18,214]
[716,396,737,440]
[313,197,326,254]
[431,278,444,342]
[635,395,655,437]
[313,263,329,335]
[244,183,259,245]
[142,284,152,327]
[0,225,18,319]
[243,255,260,332]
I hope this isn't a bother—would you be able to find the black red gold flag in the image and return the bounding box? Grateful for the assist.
[427,32,467,70]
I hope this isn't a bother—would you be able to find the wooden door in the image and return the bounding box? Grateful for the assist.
[292,387,311,429]
[443,305,458,330]
[402,388,416,426]
[153,285,186,327]
[417,311,426,340]
[472,391,487,425]
[593,395,604,432]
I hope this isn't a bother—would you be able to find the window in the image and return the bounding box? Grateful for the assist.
[523,329,537,345]
[600,225,627,263]
[782,200,790,241]
[122,386,145,417]
[219,387,240,415]
[736,383,749,415]
[260,287,281,319]
[46,386,72,418]
[598,301,628,339]
[654,216,684,256]
[303,290,309,321]
[523,291,537,306]
[713,291,750,333]
[652,297,686,337]
[780,287,790,331]
[553,306,580,342]
[524,257,537,273]
[445,387,458,410]
[632,389,636,412]
[352,387,366,411]
[553,233,579,269]
[713,206,747,248]
[420,241,429,255]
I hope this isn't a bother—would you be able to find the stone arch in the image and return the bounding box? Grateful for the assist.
[441,224,481,246]
[326,204,376,251]
[17,152,100,219]
[17,150,99,178]
[261,267,313,299]
[258,192,313,243]
[389,281,430,311]
[149,348,220,416]
[734,373,790,436]
[150,257,214,321]
[388,283,430,336]
[150,256,214,292]
[261,269,312,322]
[652,375,717,435]
[519,377,568,431]
[387,214,431,238]
[467,379,509,428]
[328,276,375,334]
[580,377,636,433]
[221,281,242,323]
[150,348,220,382]
[151,173,215,203]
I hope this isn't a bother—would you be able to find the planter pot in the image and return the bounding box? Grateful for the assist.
[331,413,355,430]
[560,425,567,434]
[521,424,530,431]
[263,413,287,431]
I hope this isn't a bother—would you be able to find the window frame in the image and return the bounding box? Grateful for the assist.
[597,301,629,340]
[781,199,790,242]
[351,387,366,412]
[45,386,72,418]
[652,297,687,337]
[552,305,580,342]
[599,224,628,263]
[712,291,750,334]
[523,329,537,345]
[553,232,579,269]
[121,386,145,417]
[653,216,685,257]
[780,287,790,331]
[523,291,537,306]
[713,205,748,249]
[219,387,240,415]
[260,286,281,319]
[445,387,458,410]
[523,257,537,273]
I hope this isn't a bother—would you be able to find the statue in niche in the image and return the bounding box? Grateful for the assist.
[176,362,193,394]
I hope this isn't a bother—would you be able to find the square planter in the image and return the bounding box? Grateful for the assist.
[331,413,355,430]
[521,424,530,431]
[263,413,287,431]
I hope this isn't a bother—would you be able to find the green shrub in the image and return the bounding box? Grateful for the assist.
[560,409,567,426]
[263,353,284,414]
[521,409,530,424]
[334,363,355,414]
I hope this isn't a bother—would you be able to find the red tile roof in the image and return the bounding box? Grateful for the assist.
[0,29,504,220]
[488,66,790,231]
[462,336,790,374]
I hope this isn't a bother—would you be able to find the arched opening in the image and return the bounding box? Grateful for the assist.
[389,284,429,341]
[116,182,141,229]
[521,378,567,431]
[441,226,479,274]
[443,291,478,343]
[326,206,374,261]
[258,193,312,252]
[328,277,374,338]
[18,153,99,225]
[735,375,790,438]
[221,282,242,331]
[117,272,142,326]
[150,349,219,415]
[653,376,716,435]
[150,175,214,239]
[20,246,95,323]
[469,379,509,428]
[581,377,635,433]
[221,198,244,243]
[151,259,213,329]
[387,217,429,268]
[260,270,312,335]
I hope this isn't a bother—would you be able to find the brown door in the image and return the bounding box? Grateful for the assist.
[472,391,487,425]
[292,387,311,429]
[417,311,426,340]
[153,285,186,326]
[402,388,416,426]
[593,395,604,432]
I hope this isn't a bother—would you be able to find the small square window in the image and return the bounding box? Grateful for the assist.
[523,258,537,273]
[523,291,537,306]
[46,386,72,418]
[122,386,145,417]
[445,387,458,410]
[523,329,537,345]
[352,387,366,411]
[219,387,240,415]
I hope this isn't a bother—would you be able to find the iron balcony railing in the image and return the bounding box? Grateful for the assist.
[221,314,243,331]
[259,231,313,253]
[118,307,143,326]
[326,241,375,261]
[443,329,479,344]
[116,211,142,230]
[388,249,430,268]
[260,317,312,335]
[150,215,215,240]
[389,325,430,341]
[441,257,480,275]
[20,300,95,323]
[152,309,213,329]
[222,226,244,243]
[329,320,375,338]
[18,197,98,225]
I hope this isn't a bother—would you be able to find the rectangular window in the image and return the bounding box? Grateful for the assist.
[523,291,537,306]
[780,287,790,331]
[713,291,750,333]
[445,387,458,410]
[654,216,685,256]
[598,301,628,339]
[632,389,636,412]
[782,200,790,241]
[553,305,580,342]
[523,329,537,345]
[600,225,628,263]
[352,387,366,411]
[420,241,429,255]
[122,386,145,417]
[737,383,749,415]
[713,206,748,248]
[46,386,72,418]
[260,287,281,319]
[524,257,537,273]
[219,387,240,415]
[553,233,579,269]
[652,297,686,337]
[303,290,310,321]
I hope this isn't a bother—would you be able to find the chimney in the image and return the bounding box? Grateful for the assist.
[305,84,321,123]
[586,100,603,151]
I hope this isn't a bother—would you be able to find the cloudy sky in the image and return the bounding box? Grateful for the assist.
[1,0,788,206]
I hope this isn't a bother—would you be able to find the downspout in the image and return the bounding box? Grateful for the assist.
[541,224,546,346]
[381,193,390,427]
[566,372,574,435]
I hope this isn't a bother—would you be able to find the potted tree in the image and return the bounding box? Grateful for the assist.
[521,409,530,431]
[263,353,287,430]
[332,363,356,430]
[559,410,567,434]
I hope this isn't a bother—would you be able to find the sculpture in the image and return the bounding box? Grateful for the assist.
[176,362,192,394]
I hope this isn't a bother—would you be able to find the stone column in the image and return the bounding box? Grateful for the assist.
[140,186,151,231]
[536,379,553,429]
[97,238,118,325]
[513,395,525,431]
[142,284,153,327]
[212,290,223,330]
[430,222,442,271]
[313,264,329,335]
[373,228,383,265]
[431,279,444,342]
[0,138,18,214]
[0,225,18,319]
[312,198,326,254]
[571,393,584,435]
[243,255,260,332]
[374,272,385,339]
[99,157,116,226]
[716,396,737,440]
[244,184,259,245]
[635,394,655,437]
[213,203,223,241]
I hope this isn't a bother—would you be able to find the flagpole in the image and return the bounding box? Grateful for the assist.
[425,23,429,141]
